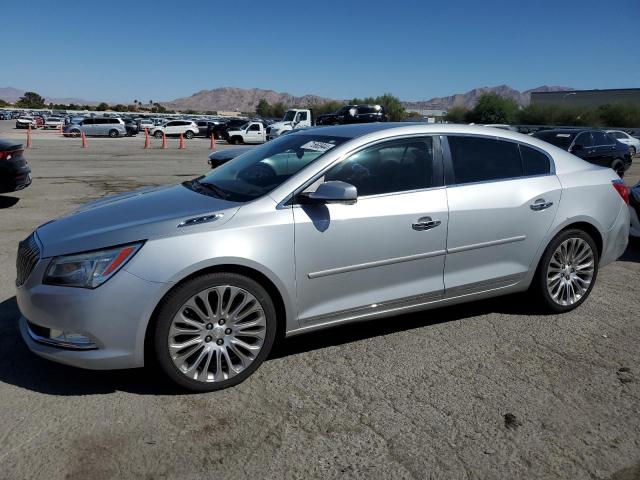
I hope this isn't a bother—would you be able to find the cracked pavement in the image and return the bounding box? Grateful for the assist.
[0,122,639,479]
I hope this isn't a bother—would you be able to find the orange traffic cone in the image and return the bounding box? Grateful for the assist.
[81,131,88,149]
[59,123,63,135]
[210,133,216,151]
[143,128,150,149]
[162,131,168,149]
[178,133,185,149]
[26,124,32,149]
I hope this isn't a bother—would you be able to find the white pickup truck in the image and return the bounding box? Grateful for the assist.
[266,109,312,140]
[226,121,267,144]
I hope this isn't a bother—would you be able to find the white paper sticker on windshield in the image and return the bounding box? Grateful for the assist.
[556,134,571,137]
[300,141,336,152]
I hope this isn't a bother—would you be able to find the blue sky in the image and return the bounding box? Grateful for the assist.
[1,0,638,102]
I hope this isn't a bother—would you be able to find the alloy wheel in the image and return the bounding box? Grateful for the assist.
[546,237,595,306]
[168,285,267,383]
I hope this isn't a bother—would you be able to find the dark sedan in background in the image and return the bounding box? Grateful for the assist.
[533,128,632,176]
[0,140,31,194]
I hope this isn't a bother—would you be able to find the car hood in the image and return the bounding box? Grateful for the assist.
[269,121,292,130]
[36,184,240,257]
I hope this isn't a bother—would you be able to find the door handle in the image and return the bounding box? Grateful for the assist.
[412,217,441,231]
[530,200,554,211]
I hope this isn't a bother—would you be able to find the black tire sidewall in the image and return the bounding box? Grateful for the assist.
[109,129,118,137]
[153,272,277,392]
[536,229,599,313]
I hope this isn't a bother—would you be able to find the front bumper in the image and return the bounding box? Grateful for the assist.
[629,205,640,238]
[17,258,171,370]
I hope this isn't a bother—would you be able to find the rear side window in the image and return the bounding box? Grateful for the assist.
[593,131,614,146]
[520,145,550,176]
[447,136,522,184]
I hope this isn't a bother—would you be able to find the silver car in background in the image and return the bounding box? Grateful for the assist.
[63,117,126,137]
[16,124,630,391]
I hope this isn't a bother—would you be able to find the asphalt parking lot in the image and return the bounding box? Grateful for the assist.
[0,119,639,480]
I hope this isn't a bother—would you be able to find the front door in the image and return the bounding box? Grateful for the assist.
[443,135,561,294]
[294,136,448,326]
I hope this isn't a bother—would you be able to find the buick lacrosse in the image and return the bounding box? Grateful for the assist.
[17,124,629,391]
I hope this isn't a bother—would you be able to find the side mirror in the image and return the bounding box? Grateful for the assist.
[299,181,357,205]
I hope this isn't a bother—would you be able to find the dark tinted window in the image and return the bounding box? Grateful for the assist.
[82,118,94,125]
[297,112,308,121]
[520,145,550,175]
[110,118,120,124]
[357,106,379,114]
[448,136,522,184]
[248,124,261,131]
[593,131,613,145]
[325,137,435,196]
[575,132,594,148]
[533,131,576,150]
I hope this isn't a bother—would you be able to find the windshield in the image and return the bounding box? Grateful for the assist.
[534,131,576,150]
[238,122,249,130]
[193,134,348,202]
[282,111,296,122]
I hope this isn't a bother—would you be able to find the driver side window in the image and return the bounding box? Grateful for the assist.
[324,137,436,197]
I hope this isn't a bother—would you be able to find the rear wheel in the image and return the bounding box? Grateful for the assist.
[533,229,599,312]
[611,159,625,178]
[184,130,194,139]
[108,129,119,138]
[153,273,276,391]
[154,130,163,139]
[630,146,636,156]
[69,129,80,138]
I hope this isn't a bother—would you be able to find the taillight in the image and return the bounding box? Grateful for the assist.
[0,149,22,161]
[612,179,629,205]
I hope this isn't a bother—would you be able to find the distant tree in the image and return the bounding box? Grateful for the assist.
[466,93,519,124]
[256,99,272,117]
[151,104,167,113]
[596,103,640,128]
[112,104,128,112]
[0,99,8,107]
[96,102,109,111]
[374,93,405,121]
[444,106,469,123]
[271,102,287,119]
[16,91,46,109]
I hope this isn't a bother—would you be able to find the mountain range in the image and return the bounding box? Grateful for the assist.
[0,87,96,106]
[1,85,574,112]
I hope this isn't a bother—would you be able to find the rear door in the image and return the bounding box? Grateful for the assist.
[442,135,561,295]
[591,131,618,167]
[81,118,95,135]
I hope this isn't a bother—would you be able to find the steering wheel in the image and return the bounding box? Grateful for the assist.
[239,163,277,184]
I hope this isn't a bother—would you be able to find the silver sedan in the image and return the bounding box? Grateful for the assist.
[16,123,630,391]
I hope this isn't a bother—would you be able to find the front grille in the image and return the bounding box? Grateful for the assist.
[16,233,40,287]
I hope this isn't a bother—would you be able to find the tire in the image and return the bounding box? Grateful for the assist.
[630,146,636,157]
[154,130,163,139]
[611,159,625,178]
[229,136,242,145]
[108,129,119,138]
[69,129,80,138]
[153,272,277,392]
[184,130,194,139]
[532,229,599,313]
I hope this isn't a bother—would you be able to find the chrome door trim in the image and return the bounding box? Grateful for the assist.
[298,290,443,327]
[446,235,526,254]
[289,273,525,336]
[307,249,447,279]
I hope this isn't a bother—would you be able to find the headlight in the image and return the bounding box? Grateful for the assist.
[44,243,143,288]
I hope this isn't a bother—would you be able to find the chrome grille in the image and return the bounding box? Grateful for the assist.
[16,233,40,287]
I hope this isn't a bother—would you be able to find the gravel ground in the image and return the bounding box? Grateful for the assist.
[0,120,639,480]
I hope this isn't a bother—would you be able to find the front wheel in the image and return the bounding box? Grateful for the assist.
[184,130,194,139]
[154,131,163,139]
[533,229,599,313]
[630,146,636,157]
[153,273,277,391]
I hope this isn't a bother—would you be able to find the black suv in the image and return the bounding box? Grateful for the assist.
[533,128,632,177]
[316,104,388,126]
[122,118,139,136]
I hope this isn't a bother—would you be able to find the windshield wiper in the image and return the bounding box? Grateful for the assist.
[195,179,229,199]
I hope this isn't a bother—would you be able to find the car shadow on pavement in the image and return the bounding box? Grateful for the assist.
[270,293,547,360]
[0,196,19,209]
[619,238,640,263]
[0,292,544,396]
